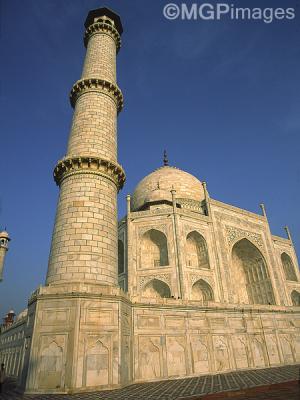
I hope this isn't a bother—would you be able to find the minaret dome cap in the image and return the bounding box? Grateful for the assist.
[0,231,10,240]
[85,7,123,35]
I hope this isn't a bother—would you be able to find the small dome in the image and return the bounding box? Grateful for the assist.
[131,166,205,211]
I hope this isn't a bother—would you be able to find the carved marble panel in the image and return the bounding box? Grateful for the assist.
[38,335,66,389]
[139,274,171,289]
[280,335,294,363]
[293,336,300,362]
[190,335,210,373]
[213,336,230,371]
[251,336,266,367]
[265,334,280,365]
[138,336,161,380]
[226,225,264,249]
[86,341,109,387]
[232,335,249,369]
[166,336,186,377]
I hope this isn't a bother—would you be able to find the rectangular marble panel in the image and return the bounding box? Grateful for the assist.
[137,316,160,329]
[42,309,69,325]
[265,334,280,365]
[166,336,187,377]
[212,335,230,372]
[165,317,185,329]
[137,336,162,380]
[229,318,245,329]
[232,335,249,369]
[210,318,226,329]
[86,309,113,325]
[189,318,208,329]
[190,335,210,373]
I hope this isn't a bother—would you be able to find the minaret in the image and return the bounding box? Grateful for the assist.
[0,230,10,281]
[46,8,125,287]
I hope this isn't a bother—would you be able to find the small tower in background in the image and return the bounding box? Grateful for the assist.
[3,309,15,327]
[0,230,10,281]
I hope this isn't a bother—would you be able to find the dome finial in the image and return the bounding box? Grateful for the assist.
[163,150,169,166]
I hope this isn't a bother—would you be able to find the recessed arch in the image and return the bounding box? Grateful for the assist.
[40,341,63,372]
[141,229,169,267]
[118,239,125,274]
[191,279,214,301]
[231,238,275,305]
[291,290,300,306]
[281,253,297,281]
[186,231,210,269]
[142,279,171,298]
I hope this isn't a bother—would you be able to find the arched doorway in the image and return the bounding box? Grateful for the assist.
[186,231,210,268]
[231,239,275,305]
[141,229,169,267]
[281,253,297,281]
[291,290,300,306]
[191,279,214,301]
[142,279,171,298]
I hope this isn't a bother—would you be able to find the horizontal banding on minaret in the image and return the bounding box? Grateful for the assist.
[69,78,123,113]
[84,22,121,52]
[53,156,126,191]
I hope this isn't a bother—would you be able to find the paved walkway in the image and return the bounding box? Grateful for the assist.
[0,364,299,400]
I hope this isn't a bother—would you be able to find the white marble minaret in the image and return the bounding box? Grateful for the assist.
[46,7,125,287]
[24,8,131,394]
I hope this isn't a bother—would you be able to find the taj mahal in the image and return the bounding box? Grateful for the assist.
[0,6,299,394]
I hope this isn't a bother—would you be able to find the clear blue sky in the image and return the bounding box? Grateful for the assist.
[0,0,299,315]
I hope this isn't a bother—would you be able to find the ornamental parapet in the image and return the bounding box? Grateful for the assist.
[84,21,121,51]
[70,78,123,112]
[53,155,126,190]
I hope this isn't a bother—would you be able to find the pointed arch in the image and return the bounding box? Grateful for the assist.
[291,290,300,306]
[142,279,171,298]
[191,279,214,301]
[231,238,275,305]
[86,340,109,386]
[40,341,63,372]
[118,239,125,274]
[141,229,169,267]
[281,253,297,281]
[186,231,210,268]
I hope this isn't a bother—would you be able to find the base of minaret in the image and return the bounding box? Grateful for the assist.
[22,284,131,393]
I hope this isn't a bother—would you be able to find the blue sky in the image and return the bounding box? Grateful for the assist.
[0,0,299,315]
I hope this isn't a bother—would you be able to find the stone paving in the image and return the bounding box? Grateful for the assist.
[0,364,299,400]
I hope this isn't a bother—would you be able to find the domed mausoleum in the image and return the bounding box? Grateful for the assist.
[131,165,205,211]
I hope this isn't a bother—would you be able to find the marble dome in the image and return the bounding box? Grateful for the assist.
[131,166,205,211]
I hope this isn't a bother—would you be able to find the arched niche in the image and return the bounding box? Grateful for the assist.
[141,229,169,267]
[86,341,109,386]
[291,290,300,306]
[118,240,125,274]
[142,279,171,298]
[281,253,297,281]
[231,238,275,305]
[186,231,210,268]
[191,279,214,301]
